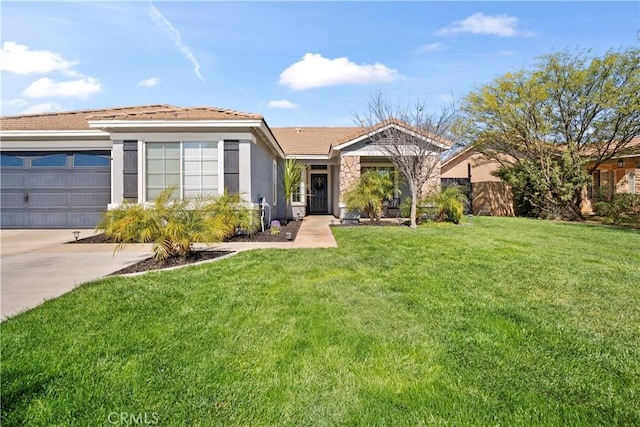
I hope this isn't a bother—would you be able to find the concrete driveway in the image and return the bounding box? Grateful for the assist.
[1,229,150,321]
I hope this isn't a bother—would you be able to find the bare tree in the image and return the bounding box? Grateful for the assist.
[354,91,457,228]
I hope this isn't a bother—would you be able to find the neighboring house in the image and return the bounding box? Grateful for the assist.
[0,105,449,228]
[441,136,640,216]
[584,136,640,211]
[440,147,515,216]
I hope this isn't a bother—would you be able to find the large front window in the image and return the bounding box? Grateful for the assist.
[146,142,218,200]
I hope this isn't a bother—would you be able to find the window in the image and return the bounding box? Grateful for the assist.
[31,154,67,167]
[630,172,636,194]
[145,142,218,201]
[146,143,180,200]
[590,170,601,199]
[183,142,217,199]
[292,181,303,203]
[73,154,110,167]
[311,164,327,170]
[1,155,24,167]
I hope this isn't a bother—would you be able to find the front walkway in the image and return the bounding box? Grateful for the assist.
[213,215,337,252]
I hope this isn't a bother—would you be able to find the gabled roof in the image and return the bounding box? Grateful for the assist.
[0,105,264,131]
[332,119,453,152]
[272,127,361,156]
[273,120,452,157]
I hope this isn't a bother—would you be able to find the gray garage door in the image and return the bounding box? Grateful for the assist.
[1,152,111,228]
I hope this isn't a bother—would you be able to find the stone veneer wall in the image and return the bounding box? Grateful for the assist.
[338,156,360,202]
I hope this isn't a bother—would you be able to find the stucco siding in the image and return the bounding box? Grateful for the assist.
[250,137,283,218]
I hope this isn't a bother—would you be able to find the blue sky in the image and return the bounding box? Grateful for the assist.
[1,1,638,126]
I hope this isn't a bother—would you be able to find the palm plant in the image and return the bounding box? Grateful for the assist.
[282,158,306,223]
[97,187,258,261]
[343,169,395,222]
[428,185,467,224]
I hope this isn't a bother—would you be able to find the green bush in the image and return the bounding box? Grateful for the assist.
[97,188,258,261]
[400,186,466,224]
[344,170,395,222]
[432,186,466,224]
[594,193,640,224]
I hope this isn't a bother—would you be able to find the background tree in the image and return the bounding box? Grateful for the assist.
[282,158,306,223]
[355,91,457,228]
[463,47,640,220]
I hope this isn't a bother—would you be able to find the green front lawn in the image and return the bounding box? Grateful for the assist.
[2,217,639,426]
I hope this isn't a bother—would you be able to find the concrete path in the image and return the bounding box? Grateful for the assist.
[0,216,337,321]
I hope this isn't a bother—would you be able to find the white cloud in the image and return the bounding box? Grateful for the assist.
[414,42,446,54]
[21,102,64,115]
[2,98,28,107]
[0,41,78,75]
[436,13,533,38]
[22,77,102,99]
[137,77,161,88]
[279,53,398,90]
[268,99,299,109]
[149,2,205,82]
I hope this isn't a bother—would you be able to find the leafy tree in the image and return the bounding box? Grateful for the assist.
[463,47,640,220]
[282,158,306,223]
[97,188,258,261]
[344,169,395,222]
[355,90,457,228]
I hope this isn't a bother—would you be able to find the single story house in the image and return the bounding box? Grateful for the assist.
[0,105,449,228]
[441,137,640,216]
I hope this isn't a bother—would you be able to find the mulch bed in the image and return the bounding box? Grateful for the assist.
[68,219,303,275]
[109,250,233,276]
[226,219,302,242]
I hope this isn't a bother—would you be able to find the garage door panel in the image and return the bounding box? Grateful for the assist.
[70,192,111,208]
[68,171,110,187]
[0,212,26,228]
[25,172,67,188]
[1,192,25,206]
[28,212,69,227]
[1,173,25,188]
[27,192,69,207]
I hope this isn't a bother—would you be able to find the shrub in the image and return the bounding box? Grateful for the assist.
[594,193,640,224]
[405,186,466,225]
[343,170,395,222]
[97,188,258,261]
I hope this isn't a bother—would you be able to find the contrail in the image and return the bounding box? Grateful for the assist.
[149,1,205,82]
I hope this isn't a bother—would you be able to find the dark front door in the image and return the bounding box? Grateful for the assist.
[309,174,328,214]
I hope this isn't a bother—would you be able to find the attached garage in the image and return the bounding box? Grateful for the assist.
[1,151,111,228]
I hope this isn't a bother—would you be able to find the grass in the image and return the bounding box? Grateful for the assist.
[2,217,639,426]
